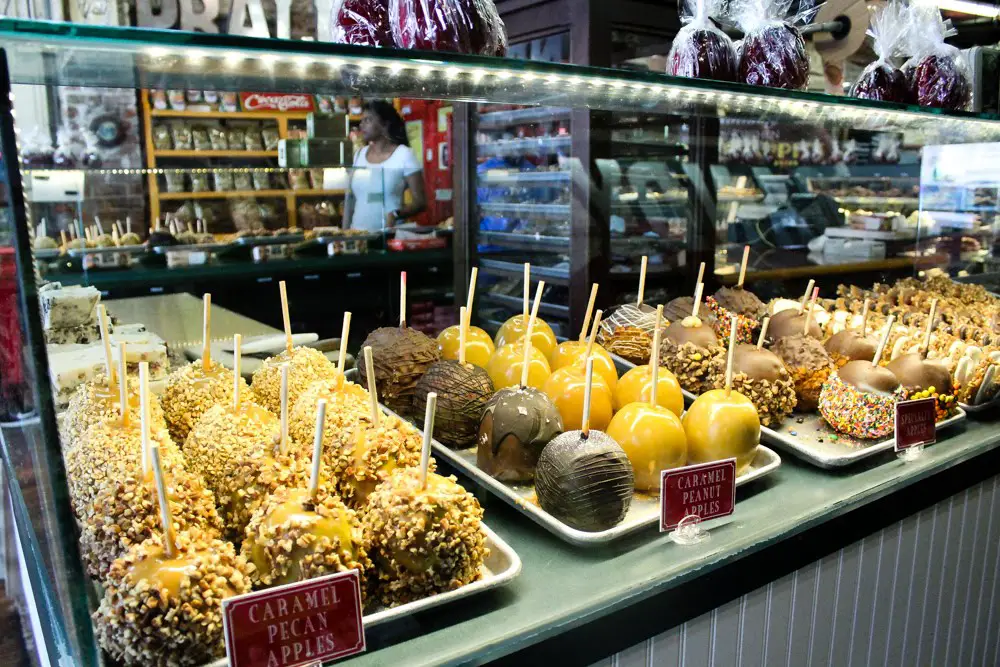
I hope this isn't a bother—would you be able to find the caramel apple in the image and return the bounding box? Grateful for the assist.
[682,389,760,475]
[477,386,563,482]
[771,334,833,412]
[494,314,558,362]
[660,283,725,394]
[364,469,487,606]
[710,342,797,426]
[486,343,551,390]
[613,364,684,415]
[535,430,633,531]
[682,317,760,475]
[438,324,494,368]
[606,401,686,491]
[543,365,614,432]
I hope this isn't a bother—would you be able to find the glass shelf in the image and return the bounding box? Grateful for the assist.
[3,19,1000,143]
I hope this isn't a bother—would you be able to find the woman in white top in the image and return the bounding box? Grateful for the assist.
[344,100,427,232]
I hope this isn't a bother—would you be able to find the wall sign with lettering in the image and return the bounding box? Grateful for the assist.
[660,459,737,533]
[222,570,365,667]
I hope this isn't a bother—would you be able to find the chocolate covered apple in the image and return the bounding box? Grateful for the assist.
[735,5,809,91]
[667,0,737,81]
[333,0,394,46]
[390,0,508,56]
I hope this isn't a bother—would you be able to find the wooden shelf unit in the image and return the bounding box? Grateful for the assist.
[140,90,354,228]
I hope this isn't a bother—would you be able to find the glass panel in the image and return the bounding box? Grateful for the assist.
[1,20,1000,143]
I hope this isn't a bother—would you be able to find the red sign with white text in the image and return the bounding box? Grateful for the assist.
[660,459,737,532]
[895,398,937,451]
[240,92,315,113]
[222,570,365,667]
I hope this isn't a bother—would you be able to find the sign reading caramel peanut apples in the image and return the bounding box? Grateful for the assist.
[660,459,736,532]
[894,398,937,452]
[223,570,365,667]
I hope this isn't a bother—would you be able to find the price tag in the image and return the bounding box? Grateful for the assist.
[660,458,737,532]
[895,398,937,452]
[223,570,365,667]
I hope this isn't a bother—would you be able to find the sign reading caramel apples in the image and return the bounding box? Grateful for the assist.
[660,459,737,532]
[222,570,365,667]
[895,398,937,451]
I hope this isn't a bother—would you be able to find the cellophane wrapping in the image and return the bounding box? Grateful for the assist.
[731,0,813,90]
[666,0,738,81]
[850,1,908,103]
[389,0,508,55]
[903,5,971,110]
[331,0,394,46]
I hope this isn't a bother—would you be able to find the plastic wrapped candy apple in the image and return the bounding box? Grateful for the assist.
[732,0,812,90]
[390,0,508,55]
[904,5,971,110]
[850,1,908,103]
[332,0,394,46]
[666,0,737,82]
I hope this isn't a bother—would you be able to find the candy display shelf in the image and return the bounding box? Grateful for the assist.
[157,188,346,200]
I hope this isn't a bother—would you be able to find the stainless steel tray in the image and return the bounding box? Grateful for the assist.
[233,233,304,246]
[760,407,966,469]
[199,524,520,666]
[959,395,1000,415]
[432,440,780,547]
[663,365,968,470]
[152,242,231,254]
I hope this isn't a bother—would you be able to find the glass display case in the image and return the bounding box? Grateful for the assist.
[2,18,1000,667]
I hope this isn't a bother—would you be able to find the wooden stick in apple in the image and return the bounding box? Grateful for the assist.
[737,245,750,289]
[232,334,242,411]
[650,305,663,406]
[922,299,938,359]
[724,316,738,397]
[309,399,327,501]
[150,442,176,558]
[696,261,705,287]
[59,230,68,252]
[279,364,289,455]
[202,293,212,373]
[338,311,351,372]
[117,342,129,428]
[400,271,407,328]
[579,283,599,343]
[691,282,704,320]
[363,346,380,426]
[520,281,545,388]
[279,281,293,354]
[802,287,818,336]
[459,306,468,366]
[872,315,896,366]
[139,361,151,475]
[97,305,116,389]
[466,267,478,315]
[581,356,595,438]
[798,279,816,313]
[420,392,437,489]
[637,256,648,306]
[522,263,530,321]
[584,309,603,362]
[757,317,771,349]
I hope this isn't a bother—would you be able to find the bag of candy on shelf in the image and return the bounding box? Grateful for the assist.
[170,123,193,150]
[850,1,908,103]
[214,171,235,192]
[164,172,186,193]
[289,169,311,190]
[730,0,815,90]
[227,127,246,152]
[331,0,394,46]
[903,4,971,110]
[190,172,210,192]
[389,0,507,55]
[244,128,264,151]
[262,127,280,151]
[208,126,228,151]
[666,0,737,81]
[192,127,212,151]
[234,172,254,191]
[253,171,271,190]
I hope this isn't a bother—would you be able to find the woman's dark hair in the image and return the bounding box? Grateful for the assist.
[365,100,409,147]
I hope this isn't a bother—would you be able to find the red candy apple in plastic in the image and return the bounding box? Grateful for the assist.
[332,0,394,46]
[732,0,812,90]
[667,0,738,81]
[389,0,508,55]
[903,5,971,110]
[850,1,908,103]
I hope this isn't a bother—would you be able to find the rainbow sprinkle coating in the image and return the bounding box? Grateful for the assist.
[818,371,901,440]
[705,297,757,344]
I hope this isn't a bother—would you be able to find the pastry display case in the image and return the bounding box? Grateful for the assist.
[2,18,1000,667]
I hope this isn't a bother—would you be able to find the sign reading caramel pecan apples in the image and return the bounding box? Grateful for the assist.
[223,570,364,667]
